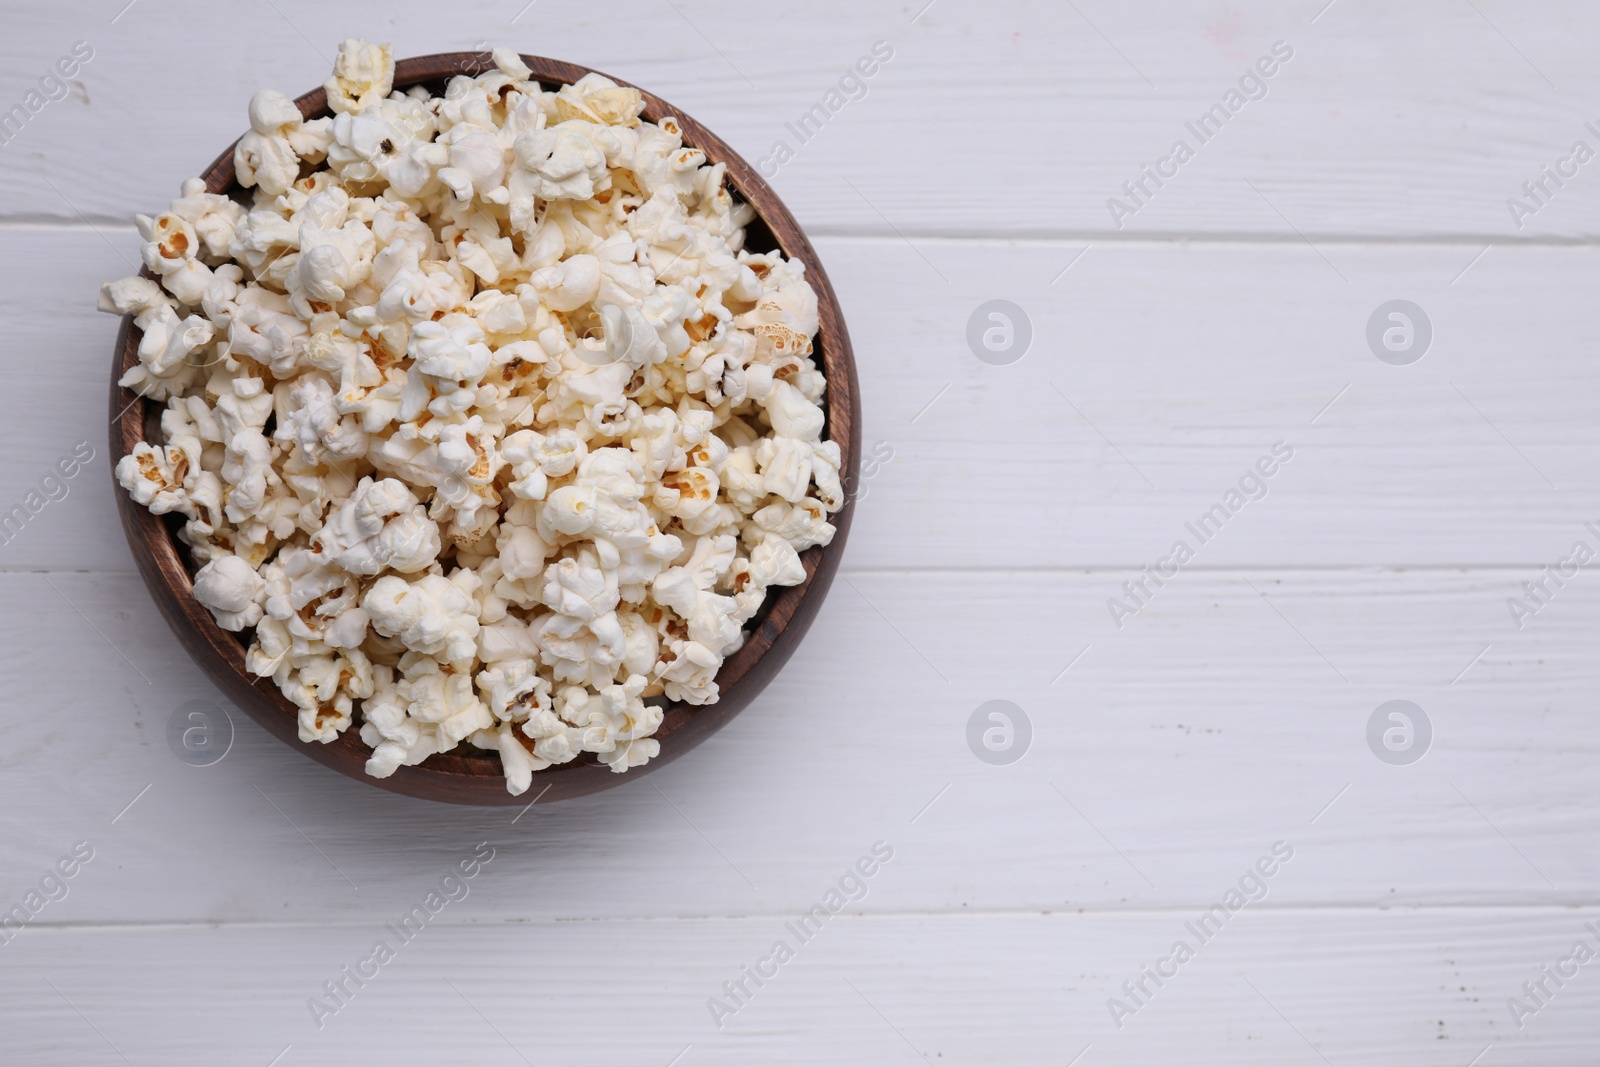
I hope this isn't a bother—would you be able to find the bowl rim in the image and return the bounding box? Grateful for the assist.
[109,50,860,805]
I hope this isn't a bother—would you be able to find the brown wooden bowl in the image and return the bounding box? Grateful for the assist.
[109,52,859,805]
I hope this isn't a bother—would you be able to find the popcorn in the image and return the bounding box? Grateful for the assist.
[192,554,267,631]
[327,97,444,197]
[170,178,248,259]
[491,47,535,84]
[396,652,492,744]
[118,305,215,400]
[512,123,611,202]
[553,73,644,128]
[104,38,842,794]
[359,689,420,777]
[752,498,834,551]
[439,129,508,202]
[99,275,172,317]
[234,129,300,198]
[324,38,395,115]
[278,374,369,462]
[312,476,441,575]
[229,288,307,377]
[220,429,276,521]
[528,254,600,312]
[363,572,481,663]
[116,440,199,517]
[762,379,826,442]
[402,317,492,419]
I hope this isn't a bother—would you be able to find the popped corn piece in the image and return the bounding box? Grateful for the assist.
[191,554,267,631]
[324,38,395,115]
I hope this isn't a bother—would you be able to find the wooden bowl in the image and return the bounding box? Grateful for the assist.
[109,52,859,805]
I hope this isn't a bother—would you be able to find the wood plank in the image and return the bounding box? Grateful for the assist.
[5,1,1600,238]
[8,228,1598,571]
[2,568,1595,924]
[2,909,1593,1064]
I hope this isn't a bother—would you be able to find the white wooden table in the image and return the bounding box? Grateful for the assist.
[3,1,1598,1063]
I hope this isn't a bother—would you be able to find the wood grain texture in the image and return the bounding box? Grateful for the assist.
[108,53,860,804]
[2,910,1595,1065]
[9,1,1600,240]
